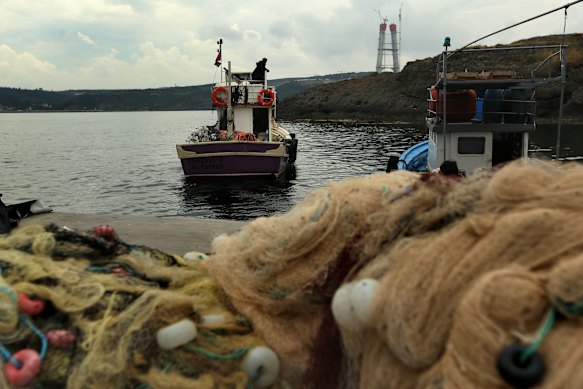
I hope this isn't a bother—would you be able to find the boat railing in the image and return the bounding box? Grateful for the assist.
[435,45,567,87]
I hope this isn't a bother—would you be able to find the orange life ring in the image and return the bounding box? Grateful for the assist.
[428,85,438,116]
[257,89,275,106]
[233,131,256,141]
[211,86,228,107]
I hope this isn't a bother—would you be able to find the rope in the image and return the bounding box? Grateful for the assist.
[519,307,556,364]
[182,344,249,360]
[246,366,263,389]
[555,297,583,316]
[0,314,49,368]
[449,0,583,57]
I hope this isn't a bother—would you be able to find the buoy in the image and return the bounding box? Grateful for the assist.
[331,283,359,331]
[496,344,545,388]
[4,349,42,387]
[46,329,76,348]
[332,279,379,331]
[350,278,379,325]
[183,251,208,262]
[17,294,45,316]
[202,314,225,325]
[156,319,197,350]
[92,225,117,241]
[243,346,280,388]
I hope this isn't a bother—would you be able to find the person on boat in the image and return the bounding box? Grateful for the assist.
[439,160,462,180]
[252,58,269,81]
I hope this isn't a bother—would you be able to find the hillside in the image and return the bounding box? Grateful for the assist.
[0,72,370,112]
[278,34,583,123]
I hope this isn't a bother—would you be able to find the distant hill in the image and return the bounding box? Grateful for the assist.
[0,72,371,112]
[278,34,583,123]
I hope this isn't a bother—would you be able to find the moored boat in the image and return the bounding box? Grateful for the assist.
[177,41,298,178]
[391,38,568,176]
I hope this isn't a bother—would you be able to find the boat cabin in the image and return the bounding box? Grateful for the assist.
[425,44,566,175]
[212,68,278,142]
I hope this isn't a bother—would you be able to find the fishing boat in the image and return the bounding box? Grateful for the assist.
[390,38,568,176]
[176,41,298,178]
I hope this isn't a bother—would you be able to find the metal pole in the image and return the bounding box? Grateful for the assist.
[226,61,234,136]
[556,46,567,160]
[442,50,448,162]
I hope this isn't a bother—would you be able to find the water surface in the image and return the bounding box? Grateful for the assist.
[0,111,579,220]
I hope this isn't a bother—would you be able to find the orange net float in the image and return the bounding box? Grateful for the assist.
[4,349,42,387]
[257,89,275,106]
[211,86,228,107]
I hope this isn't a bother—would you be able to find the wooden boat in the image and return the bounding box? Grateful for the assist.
[177,44,297,178]
[391,40,568,176]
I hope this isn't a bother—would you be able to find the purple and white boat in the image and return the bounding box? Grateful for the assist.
[177,42,297,178]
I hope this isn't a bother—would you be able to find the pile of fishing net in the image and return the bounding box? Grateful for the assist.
[2,160,583,388]
[0,225,285,388]
[205,160,583,388]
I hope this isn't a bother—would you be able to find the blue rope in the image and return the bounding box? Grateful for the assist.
[0,342,21,368]
[0,286,17,304]
[19,314,48,360]
[0,290,49,367]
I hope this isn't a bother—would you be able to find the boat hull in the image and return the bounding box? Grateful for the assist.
[398,140,429,171]
[176,141,289,177]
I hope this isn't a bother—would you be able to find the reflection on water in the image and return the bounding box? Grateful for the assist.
[0,112,580,220]
[176,122,426,219]
[178,168,297,220]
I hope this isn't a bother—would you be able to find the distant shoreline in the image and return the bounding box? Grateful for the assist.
[1,110,580,125]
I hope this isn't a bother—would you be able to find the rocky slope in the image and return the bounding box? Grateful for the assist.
[278,34,583,123]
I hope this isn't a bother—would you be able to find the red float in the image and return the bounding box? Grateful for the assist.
[17,294,45,316]
[4,349,42,387]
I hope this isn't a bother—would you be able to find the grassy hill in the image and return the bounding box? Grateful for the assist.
[278,34,583,123]
[0,72,370,112]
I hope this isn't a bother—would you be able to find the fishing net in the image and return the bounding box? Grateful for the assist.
[0,224,284,388]
[2,160,583,388]
[204,160,583,388]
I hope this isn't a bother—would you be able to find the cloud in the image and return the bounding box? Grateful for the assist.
[0,45,63,89]
[0,0,580,89]
[77,32,97,46]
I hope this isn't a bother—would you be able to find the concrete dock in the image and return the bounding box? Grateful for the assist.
[18,212,247,255]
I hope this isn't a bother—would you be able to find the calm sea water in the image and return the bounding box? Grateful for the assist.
[0,111,580,220]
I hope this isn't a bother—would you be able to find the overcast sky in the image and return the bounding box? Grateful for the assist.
[0,0,581,90]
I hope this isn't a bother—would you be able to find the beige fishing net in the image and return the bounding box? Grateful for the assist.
[205,161,583,388]
[1,160,583,388]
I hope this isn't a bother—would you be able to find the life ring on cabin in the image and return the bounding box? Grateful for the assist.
[428,85,438,116]
[257,89,275,106]
[233,131,256,141]
[211,86,228,107]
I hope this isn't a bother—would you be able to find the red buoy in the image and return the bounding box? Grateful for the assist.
[17,294,45,316]
[46,329,77,348]
[92,225,117,241]
[4,349,42,387]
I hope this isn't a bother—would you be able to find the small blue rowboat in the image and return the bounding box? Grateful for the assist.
[397,140,429,171]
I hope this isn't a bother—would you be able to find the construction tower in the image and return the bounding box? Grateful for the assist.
[374,9,400,73]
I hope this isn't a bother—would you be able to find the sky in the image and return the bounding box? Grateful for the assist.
[0,0,581,90]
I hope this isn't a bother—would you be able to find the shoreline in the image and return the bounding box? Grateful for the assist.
[18,212,247,255]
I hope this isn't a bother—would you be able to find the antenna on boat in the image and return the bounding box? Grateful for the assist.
[215,38,223,82]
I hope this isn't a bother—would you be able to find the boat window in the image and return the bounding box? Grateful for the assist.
[458,137,485,154]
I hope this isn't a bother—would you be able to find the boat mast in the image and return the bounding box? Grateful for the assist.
[442,37,450,162]
[226,61,234,137]
[556,45,567,159]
